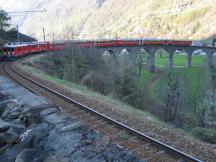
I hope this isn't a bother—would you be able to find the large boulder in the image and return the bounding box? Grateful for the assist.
[7,111,20,120]
[22,104,56,125]
[0,119,10,132]
[3,129,19,144]
[1,102,21,121]
[84,136,110,159]
[0,135,6,148]
[20,123,50,148]
[59,122,83,132]
[43,112,74,127]
[10,121,26,134]
[35,130,82,157]
[44,156,70,162]
[15,148,42,162]
[40,107,59,117]
[101,144,143,162]
[0,144,22,162]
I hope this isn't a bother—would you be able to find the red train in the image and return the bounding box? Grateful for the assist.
[2,42,66,60]
[2,38,194,60]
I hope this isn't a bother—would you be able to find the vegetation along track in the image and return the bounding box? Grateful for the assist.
[0,61,202,162]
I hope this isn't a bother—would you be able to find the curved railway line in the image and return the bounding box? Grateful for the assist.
[0,61,203,162]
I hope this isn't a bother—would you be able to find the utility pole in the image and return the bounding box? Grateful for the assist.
[52,32,56,64]
[17,25,20,43]
[71,30,75,82]
[43,27,46,42]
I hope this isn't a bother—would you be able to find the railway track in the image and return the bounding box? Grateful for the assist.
[0,61,203,162]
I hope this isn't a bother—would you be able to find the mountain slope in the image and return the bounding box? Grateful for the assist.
[0,29,36,49]
[0,0,216,41]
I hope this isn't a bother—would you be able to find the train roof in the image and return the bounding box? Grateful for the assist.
[3,41,49,48]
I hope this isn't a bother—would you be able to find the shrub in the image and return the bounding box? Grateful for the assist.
[191,127,216,144]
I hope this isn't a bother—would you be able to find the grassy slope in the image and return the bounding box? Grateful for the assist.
[19,54,214,143]
[19,54,163,125]
[152,67,206,104]
[155,55,205,66]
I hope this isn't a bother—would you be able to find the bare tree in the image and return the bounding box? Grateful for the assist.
[200,90,216,127]
[165,73,181,121]
[136,51,147,76]
[209,65,216,89]
[0,9,10,30]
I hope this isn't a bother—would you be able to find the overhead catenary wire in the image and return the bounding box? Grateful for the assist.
[0,9,47,14]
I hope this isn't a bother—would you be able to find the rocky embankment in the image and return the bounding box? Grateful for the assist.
[0,76,143,162]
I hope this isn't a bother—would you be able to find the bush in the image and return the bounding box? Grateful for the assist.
[191,127,216,144]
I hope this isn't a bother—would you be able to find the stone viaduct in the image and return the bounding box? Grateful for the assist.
[78,45,216,73]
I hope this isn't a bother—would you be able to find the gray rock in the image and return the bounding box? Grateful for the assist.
[15,148,42,162]
[22,104,55,125]
[32,157,44,162]
[0,144,22,162]
[19,112,30,127]
[44,156,70,162]
[1,103,20,121]
[60,122,83,132]
[7,111,20,120]
[3,130,19,144]
[102,144,144,162]
[33,132,49,147]
[69,150,106,162]
[0,135,6,148]
[20,123,49,148]
[1,108,12,120]
[40,107,59,117]
[43,112,73,126]
[0,103,7,115]
[0,119,10,132]
[10,122,26,134]
[84,136,110,158]
[0,99,12,106]
[24,104,55,114]
[35,131,82,157]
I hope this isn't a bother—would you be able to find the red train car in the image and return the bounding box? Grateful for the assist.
[95,40,117,47]
[39,42,50,51]
[28,44,40,53]
[75,41,94,48]
[49,42,67,51]
[95,39,139,47]
[167,40,192,46]
[142,39,167,46]
[116,39,139,46]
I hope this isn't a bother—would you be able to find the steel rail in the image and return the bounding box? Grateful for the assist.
[6,62,202,162]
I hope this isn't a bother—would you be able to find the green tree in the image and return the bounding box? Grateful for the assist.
[0,9,11,30]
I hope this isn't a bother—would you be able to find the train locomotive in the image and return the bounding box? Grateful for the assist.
[2,41,66,61]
